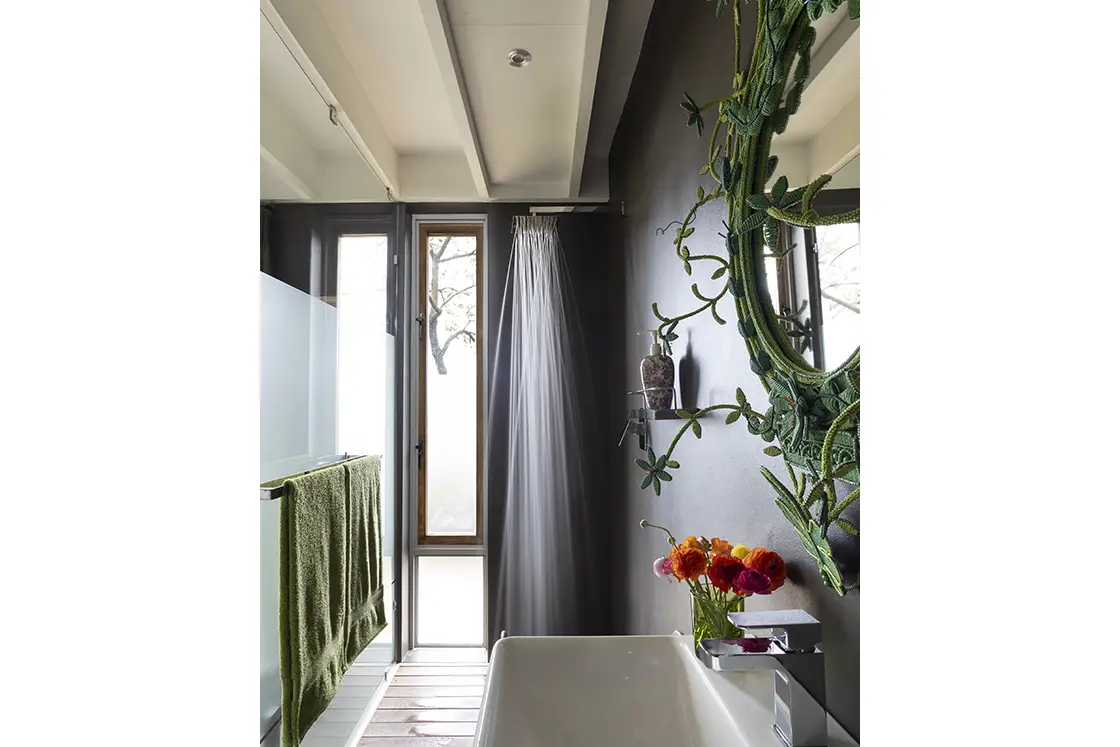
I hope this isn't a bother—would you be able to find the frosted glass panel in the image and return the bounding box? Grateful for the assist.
[337,235,388,457]
[335,234,395,576]
[259,272,338,481]
[259,272,339,739]
[416,556,485,645]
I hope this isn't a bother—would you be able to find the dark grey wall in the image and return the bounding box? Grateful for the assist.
[607,0,860,738]
[483,209,619,643]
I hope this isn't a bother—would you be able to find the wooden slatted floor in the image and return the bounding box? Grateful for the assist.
[359,647,489,747]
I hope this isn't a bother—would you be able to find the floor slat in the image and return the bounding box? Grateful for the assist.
[385,686,484,697]
[342,647,488,747]
[358,738,474,747]
[380,675,483,686]
[395,665,489,677]
[378,697,482,710]
[363,722,477,738]
[370,709,479,723]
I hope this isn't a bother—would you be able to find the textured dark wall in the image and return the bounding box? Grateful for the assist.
[482,210,619,643]
[608,0,860,738]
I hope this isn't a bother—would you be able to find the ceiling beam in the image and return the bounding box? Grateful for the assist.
[260,95,318,200]
[415,0,490,199]
[569,0,609,198]
[810,95,860,180]
[805,19,859,94]
[262,0,398,196]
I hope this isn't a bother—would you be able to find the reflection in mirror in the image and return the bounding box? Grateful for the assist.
[763,158,859,371]
[815,214,859,369]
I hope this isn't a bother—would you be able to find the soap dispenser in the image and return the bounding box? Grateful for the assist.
[639,330,675,410]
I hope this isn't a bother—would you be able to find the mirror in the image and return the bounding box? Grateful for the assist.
[640,2,861,595]
[763,156,859,371]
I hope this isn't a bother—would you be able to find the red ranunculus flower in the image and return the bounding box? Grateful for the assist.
[707,553,746,593]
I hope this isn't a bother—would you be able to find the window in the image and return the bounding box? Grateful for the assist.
[813,222,860,369]
[763,190,860,371]
[415,556,485,645]
[417,224,484,546]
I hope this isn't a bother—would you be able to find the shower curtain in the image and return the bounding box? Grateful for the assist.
[489,215,603,638]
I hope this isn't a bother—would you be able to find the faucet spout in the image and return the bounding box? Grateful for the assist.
[697,611,829,747]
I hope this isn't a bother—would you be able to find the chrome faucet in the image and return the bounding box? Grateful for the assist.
[696,609,827,747]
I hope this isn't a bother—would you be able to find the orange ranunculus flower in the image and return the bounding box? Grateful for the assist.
[707,553,746,593]
[709,537,734,556]
[670,546,708,582]
[681,536,703,551]
[743,548,787,591]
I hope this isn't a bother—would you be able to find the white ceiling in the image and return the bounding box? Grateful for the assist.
[260,12,388,202]
[770,14,860,189]
[260,14,351,155]
[261,0,617,202]
[315,0,460,154]
[260,0,856,204]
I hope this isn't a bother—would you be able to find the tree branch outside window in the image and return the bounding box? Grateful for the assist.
[427,235,477,374]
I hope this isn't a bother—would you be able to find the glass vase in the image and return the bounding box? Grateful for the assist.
[690,584,744,651]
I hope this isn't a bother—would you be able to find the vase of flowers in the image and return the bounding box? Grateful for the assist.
[643,519,787,652]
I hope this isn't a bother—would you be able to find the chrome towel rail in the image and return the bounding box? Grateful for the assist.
[259,454,364,500]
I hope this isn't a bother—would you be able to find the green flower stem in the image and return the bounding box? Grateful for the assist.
[654,283,730,338]
[687,254,730,267]
[734,0,742,69]
[674,190,725,254]
[707,117,727,176]
[830,486,859,521]
[639,519,678,547]
[661,403,768,461]
[766,205,861,228]
[820,399,860,519]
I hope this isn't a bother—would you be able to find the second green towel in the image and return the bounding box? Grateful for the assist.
[277,456,387,747]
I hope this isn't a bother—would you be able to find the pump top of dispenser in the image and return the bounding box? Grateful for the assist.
[639,330,663,356]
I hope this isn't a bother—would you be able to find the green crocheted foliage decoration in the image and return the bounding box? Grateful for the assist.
[635,0,860,596]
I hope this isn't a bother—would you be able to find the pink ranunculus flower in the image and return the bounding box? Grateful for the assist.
[653,556,674,579]
[732,568,772,596]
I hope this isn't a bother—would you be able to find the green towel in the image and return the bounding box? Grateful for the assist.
[344,456,386,664]
[275,456,387,747]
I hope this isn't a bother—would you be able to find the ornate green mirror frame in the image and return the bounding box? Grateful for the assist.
[634,0,860,595]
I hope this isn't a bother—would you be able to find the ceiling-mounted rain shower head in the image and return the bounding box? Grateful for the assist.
[529,202,626,216]
[507,49,532,67]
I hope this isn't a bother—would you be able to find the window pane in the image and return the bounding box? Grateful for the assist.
[416,556,485,645]
[337,234,394,573]
[815,223,860,368]
[338,234,388,456]
[424,233,478,537]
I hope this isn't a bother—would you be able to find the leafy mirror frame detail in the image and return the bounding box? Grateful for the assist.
[634,0,860,596]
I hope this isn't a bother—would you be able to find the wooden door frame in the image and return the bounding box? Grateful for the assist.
[416,222,485,546]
